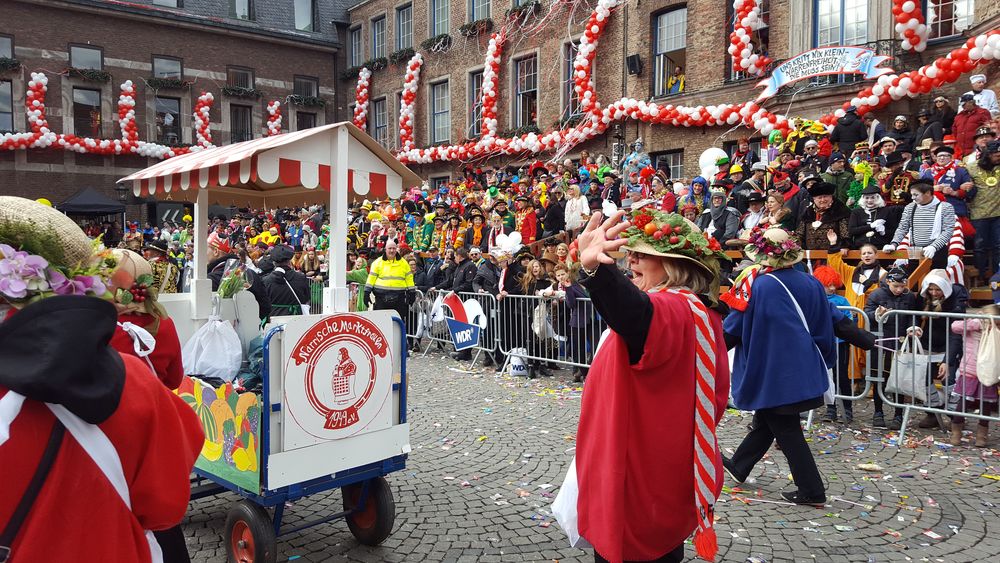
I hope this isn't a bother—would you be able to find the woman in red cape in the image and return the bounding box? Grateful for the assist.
[568,208,730,563]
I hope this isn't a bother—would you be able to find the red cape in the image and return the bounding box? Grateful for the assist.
[577,291,729,562]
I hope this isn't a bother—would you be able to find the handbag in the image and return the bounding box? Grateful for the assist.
[976,320,1000,387]
[532,303,555,339]
[886,335,942,405]
[767,275,835,405]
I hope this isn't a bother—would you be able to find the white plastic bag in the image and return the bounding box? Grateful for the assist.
[181,316,243,382]
[977,321,1000,387]
[532,303,555,339]
[823,368,836,405]
[509,347,528,377]
[552,457,592,549]
[886,335,940,405]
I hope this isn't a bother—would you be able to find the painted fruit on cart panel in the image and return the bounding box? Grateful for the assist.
[176,376,262,493]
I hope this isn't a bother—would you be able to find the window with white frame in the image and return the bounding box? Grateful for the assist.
[72,88,102,137]
[294,0,316,32]
[230,104,253,143]
[514,55,537,128]
[431,81,450,143]
[231,0,254,20]
[470,0,490,21]
[370,98,388,148]
[0,81,13,133]
[350,28,362,67]
[468,70,484,138]
[70,45,103,70]
[371,17,386,58]
[227,67,254,88]
[0,36,11,58]
[430,0,449,35]
[652,8,686,98]
[653,151,684,181]
[397,4,413,50]
[815,0,868,47]
[926,0,974,39]
[294,76,318,97]
[152,56,182,79]
[155,96,181,144]
[431,177,450,191]
[562,41,582,121]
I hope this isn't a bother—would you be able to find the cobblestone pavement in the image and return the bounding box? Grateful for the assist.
[188,352,1000,562]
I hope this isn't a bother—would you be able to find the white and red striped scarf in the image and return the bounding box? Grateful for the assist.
[663,287,720,561]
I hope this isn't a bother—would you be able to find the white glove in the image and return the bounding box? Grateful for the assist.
[846,197,856,207]
[893,258,909,268]
[947,254,960,268]
[883,244,897,253]
[871,219,886,235]
[922,246,937,259]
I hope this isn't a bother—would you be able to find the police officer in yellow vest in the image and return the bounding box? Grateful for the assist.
[364,238,416,327]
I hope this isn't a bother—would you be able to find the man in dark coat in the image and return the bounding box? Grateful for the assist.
[795,181,851,250]
[542,185,567,238]
[914,108,944,149]
[449,246,478,294]
[830,106,867,153]
[263,244,311,316]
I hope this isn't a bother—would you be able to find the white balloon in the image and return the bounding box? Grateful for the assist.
[902,1,915,13]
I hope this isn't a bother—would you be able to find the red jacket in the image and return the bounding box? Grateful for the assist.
[517,209,537,244]
[110,314,184,389]
[953,106,991,157]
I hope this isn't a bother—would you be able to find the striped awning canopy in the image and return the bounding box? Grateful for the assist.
[118,122,421,205]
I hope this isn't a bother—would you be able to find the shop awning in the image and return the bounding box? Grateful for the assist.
[118,122,421,204]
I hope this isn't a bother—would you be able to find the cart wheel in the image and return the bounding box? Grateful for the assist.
[343,477,396,546]
[225,500,277,563]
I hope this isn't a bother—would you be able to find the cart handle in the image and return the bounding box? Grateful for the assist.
[391,315,408,424]
[261,323,285,492]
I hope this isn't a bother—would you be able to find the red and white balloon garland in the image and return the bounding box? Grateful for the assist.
[398,53,423,152]
[892,0,929,53]
[266,100,282,136]
[2,71,216,159]
[477,32,505,145]
[822,30,1000,126]
[728,0,772,75]
[353,67,371,130]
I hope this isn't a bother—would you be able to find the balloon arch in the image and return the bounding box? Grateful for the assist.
[1,0,997,164]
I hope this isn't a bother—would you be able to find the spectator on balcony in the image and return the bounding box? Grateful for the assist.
[800,139,827,173]
[564,182,590,232]
[967,140,1000,281]
[821,152,853,204]
[874,136,897,167]
[831,106,867,154]
[864,113,887,146]
[846,184,895,249]
[931,96,957,133]
[697,188,740,243]
[887,115,915,149]
[542,185,567,238]
[884,180,957,270]
[965,126,997,166]
[965,74,999,119]
[731,137,760,170]
[954,94,993,158]
[914,108,944,149]
[772,171,807,231]
[795,181,850,251]
[666,65,685,94]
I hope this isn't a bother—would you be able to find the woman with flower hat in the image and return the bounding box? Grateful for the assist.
[0,196,202,562]
[720,227,874,505]
[558,208,730,563]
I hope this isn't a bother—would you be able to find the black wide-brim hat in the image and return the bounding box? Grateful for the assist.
[883,151,905,166]
[809,181,838,197]
[860,184,882,196]
[144,239,169,254]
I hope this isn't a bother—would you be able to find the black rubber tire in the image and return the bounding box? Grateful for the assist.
[225,499,277,563]
[343,476,396,546]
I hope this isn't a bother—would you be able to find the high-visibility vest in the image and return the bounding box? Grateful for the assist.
[365,257,414,292]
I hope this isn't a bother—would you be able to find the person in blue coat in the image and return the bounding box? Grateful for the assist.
[720,227,875,506]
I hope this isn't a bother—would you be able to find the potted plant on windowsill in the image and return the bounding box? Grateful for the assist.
[0,57,22,74]
[145,77,190,90]
[459,18,493,38]
[506,0,541,21]
[420,34,452,53]
[287,94,326,108]
[389,47,416,66]
[364,57,389,72]
[66,67,112,82]
[222,85,264,99]
[340,66,362,81]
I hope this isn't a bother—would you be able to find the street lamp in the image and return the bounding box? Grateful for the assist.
[113,184,128,230]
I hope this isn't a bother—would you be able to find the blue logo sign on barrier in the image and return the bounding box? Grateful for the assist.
[445,317,480,351]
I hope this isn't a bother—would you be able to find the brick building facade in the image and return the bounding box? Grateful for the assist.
[0,0,351,222]
[338,0,997,183]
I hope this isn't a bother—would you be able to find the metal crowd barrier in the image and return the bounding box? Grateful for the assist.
[803,305,873,430]
[412,289,501,365]
[493,293,605,375]
[872,309,1000,442]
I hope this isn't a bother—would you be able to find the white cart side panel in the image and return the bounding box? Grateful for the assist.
[279,311,399,451]
[266,423,410,490]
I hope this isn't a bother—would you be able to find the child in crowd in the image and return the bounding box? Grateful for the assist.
[948,303,1000,447]
[813,266,854,424]
[865,266,921,429]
